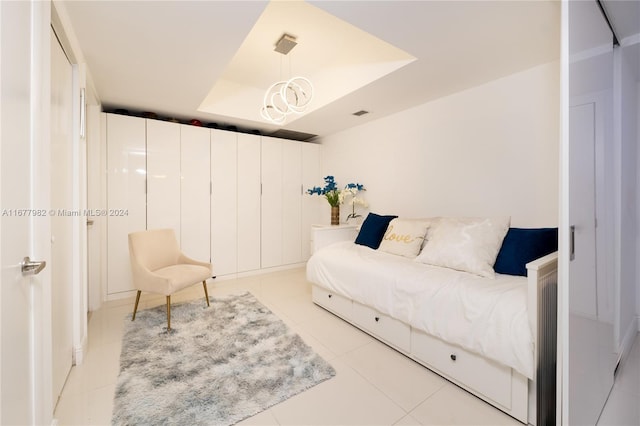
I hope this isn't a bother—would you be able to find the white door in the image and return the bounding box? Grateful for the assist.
[568,101,615,426]
[1,1,52,424]
[146,119,181,237]
[180,125,210,261]
[106,113,146,295]
[261,137,283,268]
[237,133,261,272]
[211,129,238,276]
[566,1,616,424]
[50,29,74,406]
[282,140,302,265]
[569,103,598,317]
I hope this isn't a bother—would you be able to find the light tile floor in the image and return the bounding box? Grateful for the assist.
[598,334,640,426]
[54,267,639,425]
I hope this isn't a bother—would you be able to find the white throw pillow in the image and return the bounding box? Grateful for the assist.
[378,218,430,258]
[415,216,510,278]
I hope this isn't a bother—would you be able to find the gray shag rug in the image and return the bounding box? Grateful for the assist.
[112,292,335,426]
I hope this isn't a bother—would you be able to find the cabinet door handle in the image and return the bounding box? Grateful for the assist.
[450,354,457,361]
[570,225,575,261]
[328,294,332,299]
[374,316,380,322]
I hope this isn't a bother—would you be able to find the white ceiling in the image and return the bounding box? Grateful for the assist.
[198,1,416,126]
[60,0,561,140]
[604,0,640,44]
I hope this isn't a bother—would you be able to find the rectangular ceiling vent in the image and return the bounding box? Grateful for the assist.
[352,110,369,117]
[269,128,317,142]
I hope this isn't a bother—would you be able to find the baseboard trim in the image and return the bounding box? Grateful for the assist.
[616,317,639,376]
[104,264,307,301]
[188,263,306,282]
[72,335,87,366]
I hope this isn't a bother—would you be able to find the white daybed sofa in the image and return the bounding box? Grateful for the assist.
[306,215,558,425]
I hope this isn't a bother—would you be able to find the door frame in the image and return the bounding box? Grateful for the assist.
[51,0,90,367]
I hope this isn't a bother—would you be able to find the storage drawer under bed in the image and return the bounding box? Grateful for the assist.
[311,285,353,321]
[351,301,411,353]
[411,328,513,409]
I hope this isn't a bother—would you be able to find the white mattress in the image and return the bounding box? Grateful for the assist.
[306,241,533,379]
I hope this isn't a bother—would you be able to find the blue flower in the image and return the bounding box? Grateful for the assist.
[306,187,320,196]
[345,183,365,191]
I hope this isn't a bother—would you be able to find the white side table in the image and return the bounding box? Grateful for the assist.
[310,224,359,254]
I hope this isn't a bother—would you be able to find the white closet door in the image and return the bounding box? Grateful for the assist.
[106,113,146,294]
[566,2,616,424]
[146,119,181,239]
[301,142,322,260]
[211,129,238,276]
[181,125,211,262]
[282,140,302,264]
[261,136,283,268]
[237,133,261,272]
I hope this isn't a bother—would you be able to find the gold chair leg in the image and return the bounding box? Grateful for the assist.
[203,280,210,307]
[166,295,171,331]
[132,290,142,321]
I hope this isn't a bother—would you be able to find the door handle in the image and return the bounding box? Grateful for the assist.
[21,256,46,276]
[570,225,575,261]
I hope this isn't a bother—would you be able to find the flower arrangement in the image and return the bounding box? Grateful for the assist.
[307,176,365,207]
[307,176,366,225]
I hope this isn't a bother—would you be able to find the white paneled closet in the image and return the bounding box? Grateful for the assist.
[282,140,303,265]
[211,129,238,276]
[104,113,320,297]
[261,136,284,268]
[180,125,211,262]
[236,133,262,273]
[261,138,307,266]
[106,114,147,295]
[146,119,181,237]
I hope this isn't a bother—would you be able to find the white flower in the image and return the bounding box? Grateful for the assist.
[351,196,368,208]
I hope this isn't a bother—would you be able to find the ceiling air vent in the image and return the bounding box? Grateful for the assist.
[269,128,317,142]
[352,110,369,117]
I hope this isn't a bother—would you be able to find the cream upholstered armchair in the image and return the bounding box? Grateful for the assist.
[128,228,213,330]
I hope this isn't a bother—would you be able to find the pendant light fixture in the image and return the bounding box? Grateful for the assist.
[261,33,314,124]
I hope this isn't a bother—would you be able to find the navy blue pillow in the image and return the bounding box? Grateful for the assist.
[494,228,558,276]
[354,213,398,249]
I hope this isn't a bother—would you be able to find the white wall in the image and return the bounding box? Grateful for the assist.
[637,80,640,333]
[616,44,638,353]
[319,62,559,227]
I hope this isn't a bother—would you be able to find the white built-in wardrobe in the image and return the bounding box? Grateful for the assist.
[103,112,321,297]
